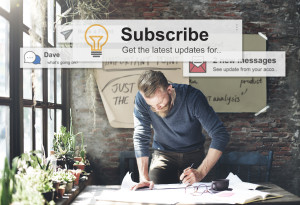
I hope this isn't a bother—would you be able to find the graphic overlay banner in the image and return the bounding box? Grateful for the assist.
[71,20,242,62]
[183,51,285,77]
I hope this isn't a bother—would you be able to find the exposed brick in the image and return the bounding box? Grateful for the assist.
[153,3,168,7]
[144,12,160,18]
[71,0,300,197]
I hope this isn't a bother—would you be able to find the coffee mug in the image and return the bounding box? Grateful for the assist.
[211,179,229,191]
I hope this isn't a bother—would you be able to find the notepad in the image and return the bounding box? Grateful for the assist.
[226,172,271,190]
[216,189,282,204]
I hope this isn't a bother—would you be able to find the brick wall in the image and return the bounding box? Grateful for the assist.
[70,0,300,196]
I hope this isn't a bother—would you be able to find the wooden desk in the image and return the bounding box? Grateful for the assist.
[71,183,300,205]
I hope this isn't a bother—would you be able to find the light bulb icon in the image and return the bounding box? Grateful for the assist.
[85,24,109,58]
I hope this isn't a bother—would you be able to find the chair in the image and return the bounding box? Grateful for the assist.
[119,151,139,184]
[119,150,153,184]
[216,151,273,182]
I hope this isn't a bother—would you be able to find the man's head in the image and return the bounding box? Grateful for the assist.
[137,70,175,118]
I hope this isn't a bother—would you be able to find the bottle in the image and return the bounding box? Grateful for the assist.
[50,150,57,172]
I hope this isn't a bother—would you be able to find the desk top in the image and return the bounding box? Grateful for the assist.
[71,183,300,205]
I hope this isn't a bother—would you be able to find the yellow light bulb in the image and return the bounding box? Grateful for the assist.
[85,24,109,58]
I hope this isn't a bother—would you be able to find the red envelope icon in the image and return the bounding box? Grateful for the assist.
[189,62,206,73]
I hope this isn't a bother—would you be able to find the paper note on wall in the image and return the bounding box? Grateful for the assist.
[190,34,267,112]
[94,62,188,128]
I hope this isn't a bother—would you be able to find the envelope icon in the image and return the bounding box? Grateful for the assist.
[189,62,206,73]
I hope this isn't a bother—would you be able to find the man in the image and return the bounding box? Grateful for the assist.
[131,70,229,190]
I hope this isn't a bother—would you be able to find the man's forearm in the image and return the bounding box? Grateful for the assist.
[196,148,222,180]
[136,156,150,181]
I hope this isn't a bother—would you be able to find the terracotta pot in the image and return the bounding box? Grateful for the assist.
[58,187,65,198]
[73,164,85,171]
[74,157,82,162]
[52,181,60,193]
[70,170,81,186]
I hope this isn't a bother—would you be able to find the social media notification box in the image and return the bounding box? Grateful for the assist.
[20,48,102,68]
[183,51,286,77]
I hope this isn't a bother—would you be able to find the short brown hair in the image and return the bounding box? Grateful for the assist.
[137,70,169,98]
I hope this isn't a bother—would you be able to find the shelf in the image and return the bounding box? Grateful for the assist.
[55,172,94,205]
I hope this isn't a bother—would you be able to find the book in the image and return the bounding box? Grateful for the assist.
[237,181,271,190]
[227,172,271,190]
[215,189,283,204]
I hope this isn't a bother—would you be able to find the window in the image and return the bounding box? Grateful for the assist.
[0,2,10,169]
[0,1,68,168]
[0,106,9,170]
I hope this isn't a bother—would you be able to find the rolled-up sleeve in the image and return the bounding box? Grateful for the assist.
[133,92,152,158]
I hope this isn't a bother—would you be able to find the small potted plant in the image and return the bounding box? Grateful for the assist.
[52,169,75,193]
[73,160,85,171]
[70,169,82,186]
[57,185,65,198]
[63,171,76,193]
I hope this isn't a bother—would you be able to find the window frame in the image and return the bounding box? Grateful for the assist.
[0,0,69,163]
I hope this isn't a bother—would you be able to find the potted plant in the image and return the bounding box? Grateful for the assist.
[52,169,75,193]
[63,171,76,193]
[0,157,17,205]
[74,155,82,162]
[57,185,65,198]
[73,160,85,171]
[53,111,82,169]
[15,162,55,203]
[53,126,75,168]
[74,132,87,161]
[52,170,63,197]
[70,169,82,186]
[13,174,48,205]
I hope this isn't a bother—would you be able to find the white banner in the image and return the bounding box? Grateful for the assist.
[20,48,102,68]
[69,19,242,62]
[183,51,285,77]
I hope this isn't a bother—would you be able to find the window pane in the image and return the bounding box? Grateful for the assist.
[56,2,61,23]
[0,0,10,12]
[23,0,32,29]
[0,16,9,97]
[23,69,32,99]
[23,32,42,48]
[0,106,10,171]
[48,69,54,103]
[33,69,43,101]
[57,69,61,104]
[48,109,54,155]
[55,1,62,47]
[48,0,54,45]
[23,32,31,47]
[24,107,32,153]
[56,109,62,132]
[23,0,42,36]
[35,108,43,152]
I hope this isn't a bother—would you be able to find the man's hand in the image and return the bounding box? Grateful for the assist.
[130,180,154,191]
[131,156,154,191]
[180,148,223,186]
[180,168,203,185]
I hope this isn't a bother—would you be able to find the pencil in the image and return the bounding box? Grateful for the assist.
[181,163,194,183]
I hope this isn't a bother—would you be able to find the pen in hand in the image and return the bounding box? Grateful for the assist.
[180,163,194,184]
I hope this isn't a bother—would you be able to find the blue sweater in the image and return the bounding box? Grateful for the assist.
[133,84,229,158]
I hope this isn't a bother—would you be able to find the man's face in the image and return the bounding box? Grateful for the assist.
[142,85,172,118]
